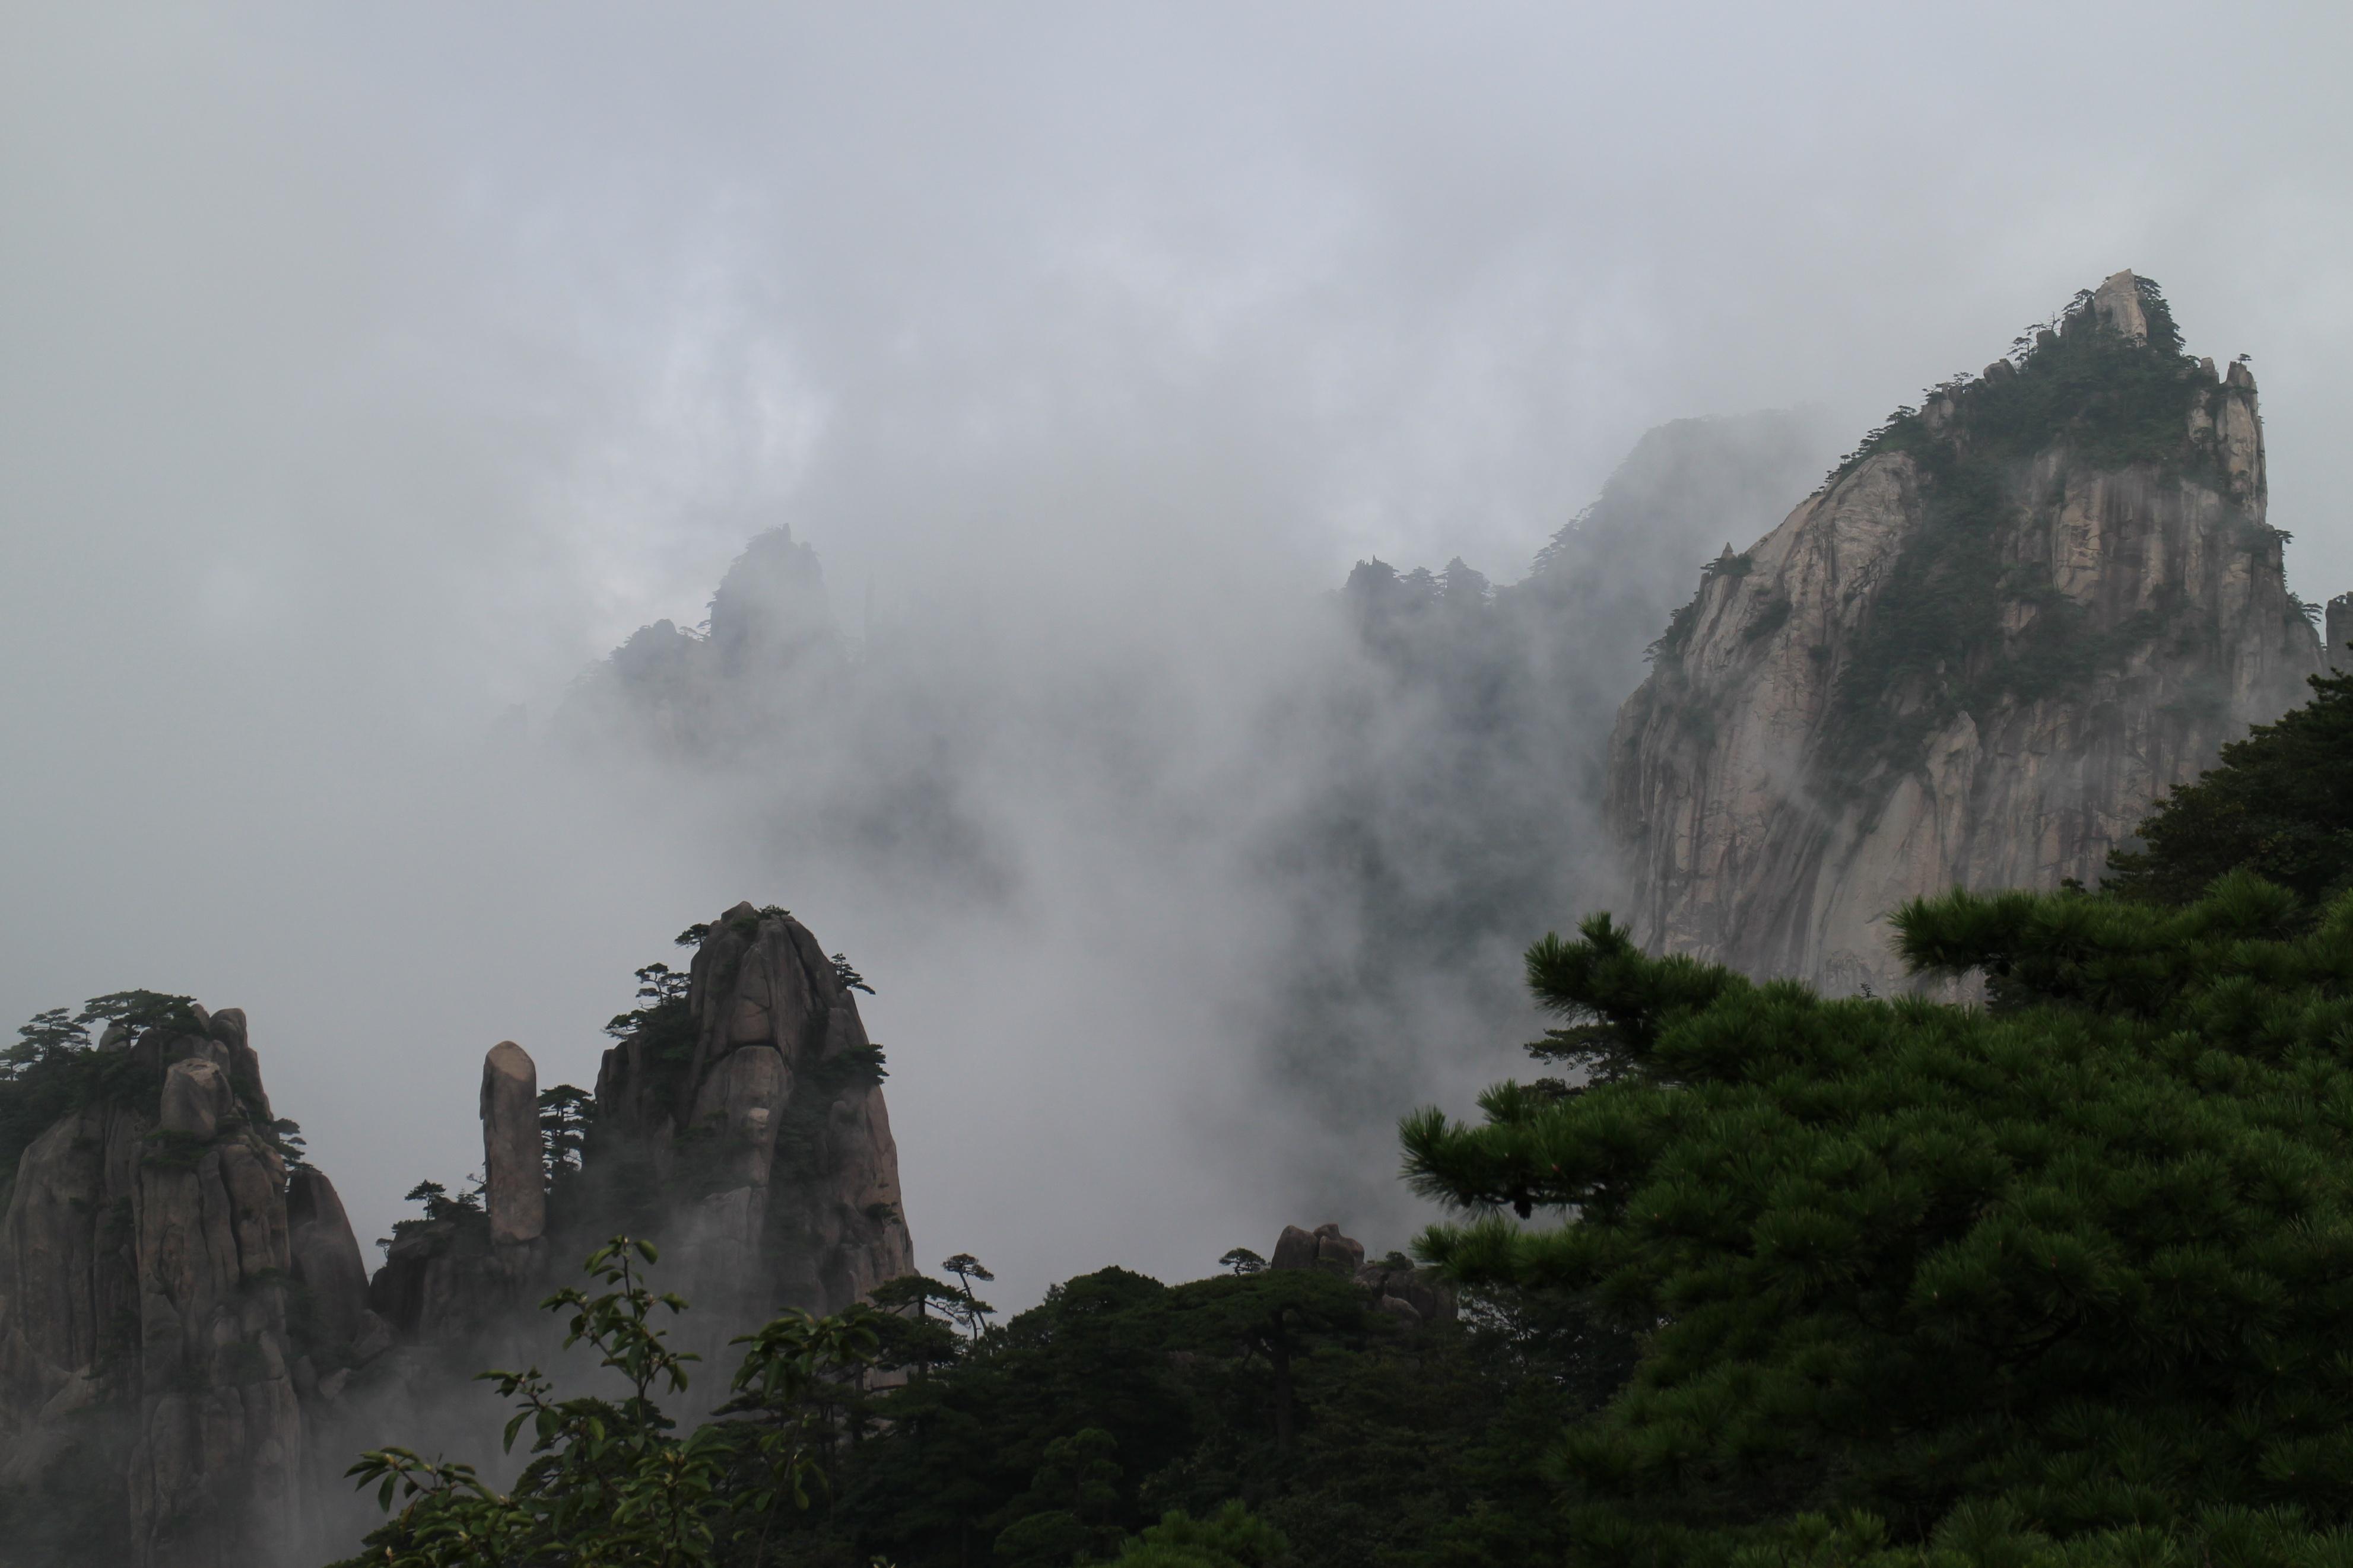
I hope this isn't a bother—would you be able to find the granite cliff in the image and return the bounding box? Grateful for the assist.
[0,1006,383,1566]
[0,902,916,1564]
[587,902,916,1323]
[1608,272,2329,991]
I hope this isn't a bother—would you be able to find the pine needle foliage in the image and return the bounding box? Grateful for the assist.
[2104,663,2353,913]
[1404,874,2353,1568]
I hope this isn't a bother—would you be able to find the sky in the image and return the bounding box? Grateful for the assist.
[4,1,2351,1307]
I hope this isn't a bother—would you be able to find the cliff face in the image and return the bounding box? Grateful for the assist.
[593,902,915,1321]
[1608,272,2326,992]
[0,1009,383,1567]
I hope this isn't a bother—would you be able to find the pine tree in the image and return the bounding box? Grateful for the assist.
[1403,873,2353,1565]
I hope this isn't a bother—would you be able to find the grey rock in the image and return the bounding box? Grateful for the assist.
[1313,1223,1364,1274]
[592,903,916,1321]
[0,1014,351,1566]
[1269,1224,1319,1271]
[2090,268,2149,341]
[1610,275,2320,995]
[480,1041,545,1247]
[157,1058,233,1139]
[1271,1222,1364,1275]
[287,1168,372,1353]
[348,1310,393,1367]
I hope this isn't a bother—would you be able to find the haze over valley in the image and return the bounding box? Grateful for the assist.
[5,9,2353,1563]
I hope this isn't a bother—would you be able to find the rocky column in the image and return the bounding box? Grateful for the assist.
[481,1042,545,1253]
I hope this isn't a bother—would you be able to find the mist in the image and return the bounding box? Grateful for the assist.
[5,3,2352,1312]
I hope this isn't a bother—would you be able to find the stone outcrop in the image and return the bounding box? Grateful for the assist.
[1270,1222,1364,1276]
[592,903,916,1321]
[2327,593,2352,675]
[1268,1223,1456,1325]
[1352,1257,1456,1327]
[367,1040,548,1344]
[0,1009,385,1566]
[481,1041,545,1251]
[1609,272,2328,992]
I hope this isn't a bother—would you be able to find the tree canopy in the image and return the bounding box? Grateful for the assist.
[1405,866,2353,1565]
[2104,663,2353,912]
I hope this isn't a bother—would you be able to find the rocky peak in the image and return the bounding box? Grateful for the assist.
[590,902,914,1321]
[2091,268,2151,342]
[0,1006,381,1566]
[1609,273,2328,993]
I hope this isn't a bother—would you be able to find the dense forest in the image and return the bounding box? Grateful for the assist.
[324,658,2353,1566]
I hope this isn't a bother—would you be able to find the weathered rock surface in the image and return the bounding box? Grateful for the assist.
[1352,1258,1457,1327]
[285,1168,379,1357]
[592,904,915,1322]
[1271,1222,1365,1276]
[481,1041,545,1248]
[367,1040,547,1344]
[0,1010,382,1566]
[1269,1223,1456,1323]
[1609,272,2328,992]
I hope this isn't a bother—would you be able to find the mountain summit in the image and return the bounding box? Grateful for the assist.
[1607,272,2328,992]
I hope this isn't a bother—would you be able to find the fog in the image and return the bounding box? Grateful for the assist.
[4,4,2351,1311]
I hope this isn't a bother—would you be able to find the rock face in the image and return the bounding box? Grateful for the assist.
[480,1041,545,1249]
[1268,1222,1456,1325]
[592,903,916,1321]
[1609,272,2326,992]
[2327,593,2352,675]
[1270,1222,1364,1276]
[0,1009,382,1566]
[368,1040,550,1344]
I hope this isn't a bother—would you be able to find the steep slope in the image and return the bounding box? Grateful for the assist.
[1608,272,2326,992]
[1255,411,1840,1161]
[0,1006,382,1567]
[589,902,916,1322]
[366,904,914,1344]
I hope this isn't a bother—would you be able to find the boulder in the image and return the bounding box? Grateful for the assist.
[1269,1222,1364,1276]
[157,1057,233,1139]
[1269,1224,1319,1271]
[1354,1258,1457,1326]
[1313,1222,1364,1274]
[2090,268,2149,342]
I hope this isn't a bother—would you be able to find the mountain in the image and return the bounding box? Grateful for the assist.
[1607,271,2329,992]
[0,1004,382,1565]
[1254,411,1839,1153]
[0,905,913,1566]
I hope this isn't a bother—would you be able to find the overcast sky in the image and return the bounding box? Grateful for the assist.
[5,2,2350,1302]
